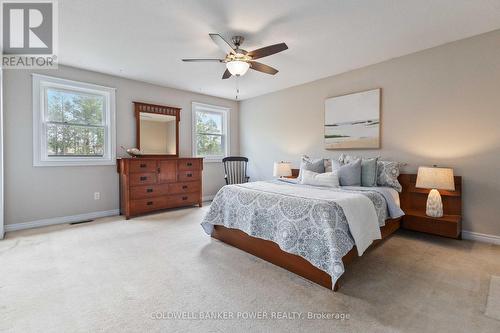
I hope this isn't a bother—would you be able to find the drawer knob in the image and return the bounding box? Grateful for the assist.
[187,162,192,166]
[187,173,192,178]
[182,185,188,189]
[140,176,147,181]
[140,163,147,168]
[147,201,153,206]
[146,188,153,193]
[182,196,188,200]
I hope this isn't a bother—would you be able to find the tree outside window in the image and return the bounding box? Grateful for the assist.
[192,103,229,160]
[46,89,105,156]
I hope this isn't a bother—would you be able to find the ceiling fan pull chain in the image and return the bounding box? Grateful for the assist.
[236,76,240,100]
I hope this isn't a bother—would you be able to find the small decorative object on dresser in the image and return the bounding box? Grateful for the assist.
[120,146,142,158]
[415,166,455,217]
[273,161,292,178]
[399,173,462,239]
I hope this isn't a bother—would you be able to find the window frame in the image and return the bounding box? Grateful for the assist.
[191,102,230,162]
[32,74,116,166]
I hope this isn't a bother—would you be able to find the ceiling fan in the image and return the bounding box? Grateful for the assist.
[182,34,288,79]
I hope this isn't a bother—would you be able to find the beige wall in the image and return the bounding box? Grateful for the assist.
[240,30,500,236]
[3,65,238,226]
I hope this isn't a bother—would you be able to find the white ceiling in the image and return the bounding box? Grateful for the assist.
[60,0,500,100]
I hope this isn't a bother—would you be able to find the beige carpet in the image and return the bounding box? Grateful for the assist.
[1,206,500,333]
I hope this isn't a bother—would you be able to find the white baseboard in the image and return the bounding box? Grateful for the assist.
[202,195,215,202]
[462,230,500,245]
[4,209,120,232]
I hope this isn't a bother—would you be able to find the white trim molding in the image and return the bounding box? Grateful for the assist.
[32,74,117,167]
[191,102,230,163]
[4,209,119,232]
[202,194,215,202]
[462,230,500,246]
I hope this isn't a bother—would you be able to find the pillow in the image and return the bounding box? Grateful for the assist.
[360,158,378,187]
[377,160,402,192]
[300,170,339,187]
[324,159,333,173]
[338,154,378,187]
[331,158,362,186]
[298,155,325,181]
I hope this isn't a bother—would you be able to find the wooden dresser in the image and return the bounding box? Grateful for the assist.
[117,157,203,219]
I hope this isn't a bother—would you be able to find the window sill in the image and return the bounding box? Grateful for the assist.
[202,158,223,163]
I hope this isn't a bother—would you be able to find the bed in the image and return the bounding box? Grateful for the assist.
[201,173,408,291]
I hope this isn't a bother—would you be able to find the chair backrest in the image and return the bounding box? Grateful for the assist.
[222,156,249,185]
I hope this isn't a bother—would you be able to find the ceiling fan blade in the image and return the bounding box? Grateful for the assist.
[222,69,232,79]
[182,59,224,62]
[249,61,278,75]
[209,33,235,55]
[247,43,288,60]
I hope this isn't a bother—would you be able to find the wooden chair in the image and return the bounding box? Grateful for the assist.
[222,156,250,185]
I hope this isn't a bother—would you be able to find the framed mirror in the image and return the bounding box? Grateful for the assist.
[134,102,180,157]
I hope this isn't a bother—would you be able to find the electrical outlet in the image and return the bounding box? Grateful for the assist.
[94,192,100,200]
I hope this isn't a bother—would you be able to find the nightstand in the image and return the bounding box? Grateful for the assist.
[399,174,462,239]
[402,209,461,239]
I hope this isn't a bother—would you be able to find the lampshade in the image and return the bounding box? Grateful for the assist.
[416,166,455,191]
[226,60,250,76]
[273,161,292,178]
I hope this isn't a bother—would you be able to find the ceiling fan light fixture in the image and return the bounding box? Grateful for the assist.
[226,60,249,76]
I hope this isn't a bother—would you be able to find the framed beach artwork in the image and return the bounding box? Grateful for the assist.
[324,88,381,149]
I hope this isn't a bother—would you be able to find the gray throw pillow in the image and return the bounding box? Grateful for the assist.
[332,159,362,186]
[338,154,378,187]
[361,157,378,187]
[298,155,325,181]
[377,160,402,192]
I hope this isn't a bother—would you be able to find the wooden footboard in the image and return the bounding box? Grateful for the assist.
[212,218,400,291]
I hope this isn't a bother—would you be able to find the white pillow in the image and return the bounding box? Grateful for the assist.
[300,170,340,188]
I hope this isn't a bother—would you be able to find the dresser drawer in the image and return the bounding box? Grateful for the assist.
[130,197,168,213]
[168,193,199,207]
[129,160,157,173]
[130,172,157,186]
[178,170,201,181]
[178,159,201,171]
[169,181,200,194]
[130,184,169,199]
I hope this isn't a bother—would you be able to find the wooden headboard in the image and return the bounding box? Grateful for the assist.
[289,169,462,216]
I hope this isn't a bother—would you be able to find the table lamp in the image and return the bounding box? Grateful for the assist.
[415,166,455,217]
[273,161,292,178]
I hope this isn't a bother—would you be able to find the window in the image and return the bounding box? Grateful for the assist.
[192,102,230,161]
[33,74,116,166]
